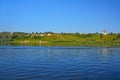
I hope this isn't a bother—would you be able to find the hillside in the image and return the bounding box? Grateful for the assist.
[0,32,120,46]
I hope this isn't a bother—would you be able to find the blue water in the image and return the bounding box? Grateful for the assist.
[0,46,120,80]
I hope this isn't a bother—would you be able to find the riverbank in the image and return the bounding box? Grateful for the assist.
[0,40,120,47]
[0,32,120,46]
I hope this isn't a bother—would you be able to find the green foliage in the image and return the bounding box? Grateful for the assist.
[0,31,120,46]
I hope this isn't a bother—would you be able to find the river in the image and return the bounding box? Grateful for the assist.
[0,46,120,80]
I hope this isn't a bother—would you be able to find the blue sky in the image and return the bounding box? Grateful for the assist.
[0,0,120,33]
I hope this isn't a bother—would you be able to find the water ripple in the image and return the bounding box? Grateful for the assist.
[0,46,120,80]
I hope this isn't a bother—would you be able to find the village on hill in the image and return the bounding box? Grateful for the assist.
[0,29,120,46]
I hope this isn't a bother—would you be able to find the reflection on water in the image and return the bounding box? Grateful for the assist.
[102,48,107,54]
[0,46,120,80]
[102,48,107,57]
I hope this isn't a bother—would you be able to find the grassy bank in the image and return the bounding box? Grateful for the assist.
[0,32,120,46]
[1,40,119,47]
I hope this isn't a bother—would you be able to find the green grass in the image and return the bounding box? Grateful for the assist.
[0,32,120,46]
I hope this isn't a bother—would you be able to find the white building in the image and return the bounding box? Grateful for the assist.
[103,29,107,35]
[47,33,51,36]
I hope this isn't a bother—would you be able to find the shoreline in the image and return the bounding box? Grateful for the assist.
[0,40,120,47]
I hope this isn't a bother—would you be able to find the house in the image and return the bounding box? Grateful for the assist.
[47,33,51,36]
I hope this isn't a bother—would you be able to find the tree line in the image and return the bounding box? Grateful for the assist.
[0,32,120,40]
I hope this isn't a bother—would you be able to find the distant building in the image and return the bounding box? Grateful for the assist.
[103,29,107,35]
[47,33,51,36]
[40,34,44,36]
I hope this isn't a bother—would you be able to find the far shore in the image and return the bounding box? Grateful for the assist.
[0,40,120,47]
[0,32,120,46]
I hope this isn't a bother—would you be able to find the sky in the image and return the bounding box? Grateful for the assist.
[0,0,120,33]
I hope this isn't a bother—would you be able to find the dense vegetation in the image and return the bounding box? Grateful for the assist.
[0,32,120,46]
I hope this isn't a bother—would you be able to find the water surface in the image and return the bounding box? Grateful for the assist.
[0,46,120,80]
